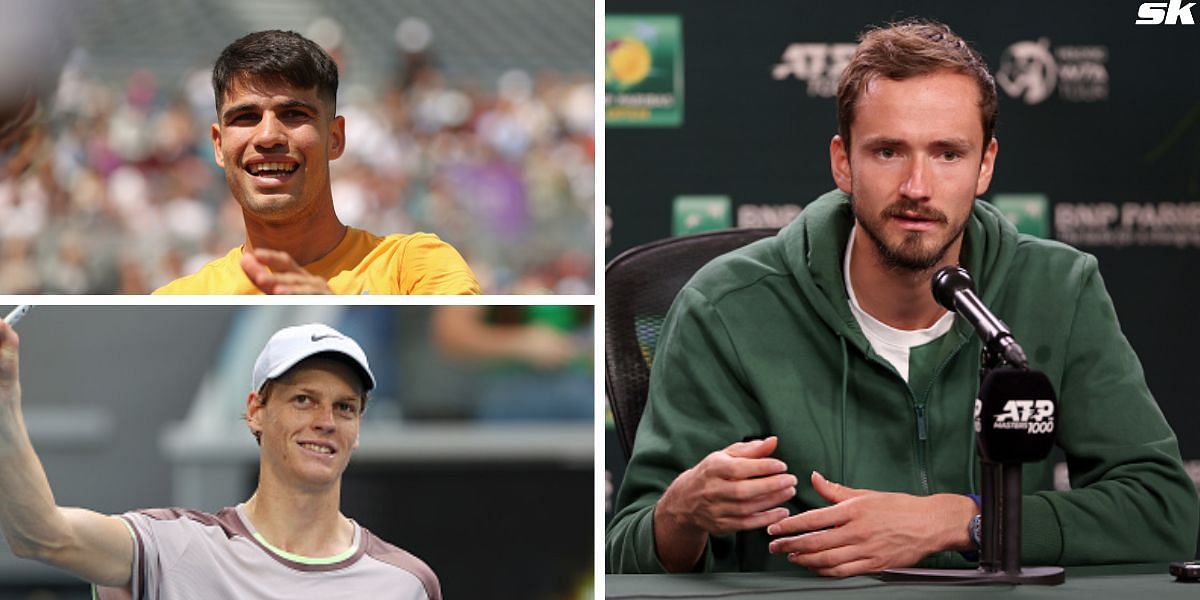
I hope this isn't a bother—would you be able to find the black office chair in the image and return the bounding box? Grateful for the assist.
[605,228,779,460]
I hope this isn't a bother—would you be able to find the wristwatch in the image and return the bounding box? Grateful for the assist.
[960,494,982,561]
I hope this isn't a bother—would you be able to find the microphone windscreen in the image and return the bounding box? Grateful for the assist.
[975,368,1057,463]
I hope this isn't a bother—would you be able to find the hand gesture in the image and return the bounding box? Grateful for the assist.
[240,248,333,294]
[654,437,796,571]
[767,471,976,576]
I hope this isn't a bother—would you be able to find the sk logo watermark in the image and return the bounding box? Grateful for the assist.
[1135,0,1196,24]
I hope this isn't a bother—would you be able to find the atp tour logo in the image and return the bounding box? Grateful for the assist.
[771,43,857,97]
[976,399,1056,434]
[1135,0,1196,24]
[997,38,1109,104]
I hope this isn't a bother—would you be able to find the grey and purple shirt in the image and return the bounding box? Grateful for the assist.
[94,504,440,600]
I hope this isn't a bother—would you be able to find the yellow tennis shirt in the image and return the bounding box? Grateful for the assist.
[153,228,480,295]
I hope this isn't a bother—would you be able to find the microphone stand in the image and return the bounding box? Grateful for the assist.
[879,339,1065,585]
[972,344,1063,583]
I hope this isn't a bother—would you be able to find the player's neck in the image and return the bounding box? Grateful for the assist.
[242,201,348,267]
[243,479,353,558]
[848,227,957,330]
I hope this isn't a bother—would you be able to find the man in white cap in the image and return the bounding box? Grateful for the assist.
[0,320,440,599]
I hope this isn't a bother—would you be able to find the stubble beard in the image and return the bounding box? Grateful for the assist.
[231,183,317,227]
[851,196,968,273]
[226,162,320,222]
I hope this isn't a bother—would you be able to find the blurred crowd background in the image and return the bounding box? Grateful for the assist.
[0,0,594,294]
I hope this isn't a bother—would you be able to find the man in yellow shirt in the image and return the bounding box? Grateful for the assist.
[154,30,479,295]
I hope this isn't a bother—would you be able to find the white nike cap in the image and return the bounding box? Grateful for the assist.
[252,323,376,393]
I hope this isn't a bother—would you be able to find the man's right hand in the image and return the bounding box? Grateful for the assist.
[653,436,797,572]
[240,248,334,294]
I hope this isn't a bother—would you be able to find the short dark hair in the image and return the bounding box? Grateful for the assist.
[212,30,339,115]
[837,19,997,149]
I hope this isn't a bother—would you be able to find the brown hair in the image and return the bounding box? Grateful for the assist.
[837,19,997,149]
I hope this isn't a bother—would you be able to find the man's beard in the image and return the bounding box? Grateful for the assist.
[851,197,967,272]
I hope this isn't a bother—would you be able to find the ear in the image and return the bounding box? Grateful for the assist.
[352,433,360,450]
[211,123,225,168]
[975,137,999,196]
[328,115,345,160]
[830,134,852,195]
[246,392,264,437]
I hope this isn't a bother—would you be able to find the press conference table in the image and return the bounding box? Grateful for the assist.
[606,564,1196,598]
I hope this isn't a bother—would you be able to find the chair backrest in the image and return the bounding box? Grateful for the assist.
[604,228,779,459]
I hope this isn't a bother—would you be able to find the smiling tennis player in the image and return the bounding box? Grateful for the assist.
[0,320,441,599]
[153,30,479,295]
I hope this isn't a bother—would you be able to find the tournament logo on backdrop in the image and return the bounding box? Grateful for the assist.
[992,194,1050,238]
[771,43,857,97]
[605,15,684,127]
[673,195,731,235]
[1055,200,1200,248]
[997,38,1109,104]
[737,203,803,229]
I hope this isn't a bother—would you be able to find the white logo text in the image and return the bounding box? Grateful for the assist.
[1136,0,1197,25]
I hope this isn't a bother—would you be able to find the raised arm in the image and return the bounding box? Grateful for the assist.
[0,321,133,586]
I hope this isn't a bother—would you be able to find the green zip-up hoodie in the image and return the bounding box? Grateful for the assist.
[606,190,1198,573]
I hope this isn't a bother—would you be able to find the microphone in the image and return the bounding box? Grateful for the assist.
[931,266,1028,368]
[882,268,1064,585]
[975,367,1057,464]
[972,366,1059,578]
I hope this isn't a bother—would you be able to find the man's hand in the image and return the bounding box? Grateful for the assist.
[240,248,333,294]
[766,471,976,577]
[654,436,797,572]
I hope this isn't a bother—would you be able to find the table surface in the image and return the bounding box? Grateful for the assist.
[606,564,1198,598]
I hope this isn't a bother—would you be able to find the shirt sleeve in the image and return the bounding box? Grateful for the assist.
[1022,255,1199,564]
[93,511,172,600]
[606,286,761,573]
[397,234,481,295]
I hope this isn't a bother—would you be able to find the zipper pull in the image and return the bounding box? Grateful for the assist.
[915,404,928,441]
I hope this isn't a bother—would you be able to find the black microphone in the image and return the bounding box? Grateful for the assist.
[974,366,1058,577]
[975,367,1057,464]
[932,266,1028,369]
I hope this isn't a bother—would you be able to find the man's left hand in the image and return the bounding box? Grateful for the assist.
[240,248,333,294]
[766,471,976,577]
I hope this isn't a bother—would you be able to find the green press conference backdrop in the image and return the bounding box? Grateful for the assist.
[605,1,1200,487]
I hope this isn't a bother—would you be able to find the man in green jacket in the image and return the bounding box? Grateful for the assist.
[606,19,1198,576]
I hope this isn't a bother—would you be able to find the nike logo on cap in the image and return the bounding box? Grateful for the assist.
[311,333,342,342]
